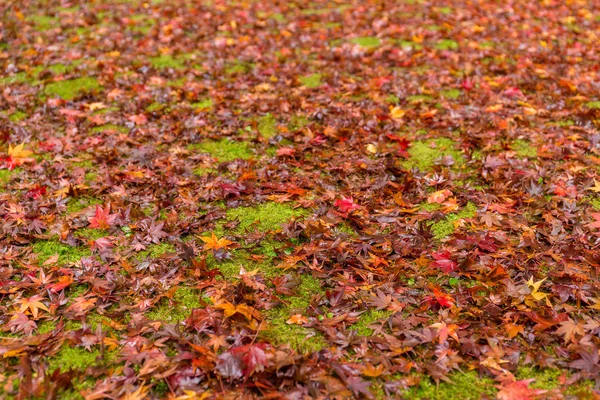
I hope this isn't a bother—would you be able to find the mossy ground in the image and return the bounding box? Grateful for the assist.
[402,138,465,171]
[299,73,322,88]
[187,139,253,162]
[225,202,308,233]
[428,202,477,239]
[262,275,328,353]
[32,240,91,264]
[44,77,101,100]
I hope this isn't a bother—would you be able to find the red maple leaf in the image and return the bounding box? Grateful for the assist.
[334,196,360,213]
[431,251,458,273]
[588,213,600,229]
[496,379,547,400]
[88,204,117,230]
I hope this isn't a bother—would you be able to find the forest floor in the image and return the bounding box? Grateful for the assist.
[1,0,600,399]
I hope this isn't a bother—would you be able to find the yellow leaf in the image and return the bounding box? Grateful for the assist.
[286,314,308,325]
[199,233,234,250]
[390,106,405,119]
[8,142,33,159]
[587,180,600,193]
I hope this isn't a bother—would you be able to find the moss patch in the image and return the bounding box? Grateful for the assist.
[263,275,327,353]
[351,310,393,336]
[9,111,27,122]
[188,139,253,162]
[191,98,213,110]
[299,73,322,88]
[149,54,185,69]
[47,346,101,373]
[146,286,203,323]
[226,202,307,233]
[258,113,277,138]
[428,202,477,239]
[350,36,381,48]
[511,139,538,158]
[90,124,128,134]
[136,243,175,259]
[66,197,103,213]
[32,240,91,264]
[441,88,461,99]
[404,371,496,399]
[44,77,101,100]
[435,39,459,50]
[402,138,464,171]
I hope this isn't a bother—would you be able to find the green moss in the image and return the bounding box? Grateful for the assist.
[435,39,459,50]
[27,14,58,31]
[226,202,307,233]
[407,94,433,103]
[420,202,441,212]
[44,77,101,100]
[0,169,16,188]
[428,202,477,239]
[47,346,101,373]
[289,114,309,131]
[66,197,103,213]
[440,88,461,99]
[149,54,185,69]
[9,111,27,122]
[191,98,213,110]
[146,287,202,323]
[351,310,393,336]
[263,275,327,353]
[188,139,252,162]
[511,139,538,158]
[350,36,381,48]
[584,101,600,109]
[146,102,166,113]
[405,371,496,399]
[258,113,277,138]
[192,167,215,177]
[516,367,594,395]
[75,228,108,241]
[137,243,175,259]
[402,138,464,171]
[37,320,57,334]
[225,61,254,75]
[299,73,322,88]
[89,124,128,133]
[32,240,91,264]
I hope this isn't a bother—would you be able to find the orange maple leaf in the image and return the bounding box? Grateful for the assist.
[199,233,234,250]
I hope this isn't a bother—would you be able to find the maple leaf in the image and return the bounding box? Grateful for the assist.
[496,379,546,400]
[6,313,36,335]
[88,204,117,229]
[431,251,458,273]
[15,295,49,319]
[424,288,455,308]
[587,213,600,229]
[121,385,149,400]
[3,142,35,170]
[231,343,270,377]
[586,179,600,193]
[334,196,360,213]
[429,322,460,344]
[286,314,308,325]
[217,352,244,380]
[555,318,585,344]
[346,376,373,399]
[526,277,551,307]
[199,233,234,251]
[427,189,452,204]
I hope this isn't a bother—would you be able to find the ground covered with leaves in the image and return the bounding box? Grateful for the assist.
[1,0,600,399]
